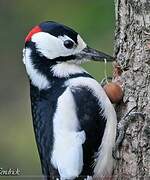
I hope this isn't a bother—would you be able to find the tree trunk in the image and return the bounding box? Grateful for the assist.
[114,0,150,179]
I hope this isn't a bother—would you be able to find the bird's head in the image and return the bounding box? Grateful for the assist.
[24,21,113,63]
[23,21,113,89]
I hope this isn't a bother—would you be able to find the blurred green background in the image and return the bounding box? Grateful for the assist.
[0,0,115,179]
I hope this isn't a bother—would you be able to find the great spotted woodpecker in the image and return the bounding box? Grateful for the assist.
[23,21,117,180]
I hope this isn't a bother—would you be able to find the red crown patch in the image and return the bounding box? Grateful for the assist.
[25,26,42,43]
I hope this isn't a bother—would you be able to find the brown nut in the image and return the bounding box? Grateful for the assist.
[103,82,123,103]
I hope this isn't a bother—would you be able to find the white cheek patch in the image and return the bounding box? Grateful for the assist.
[31,32,87,60]
[32,32,64,59]
[32,32,76,59]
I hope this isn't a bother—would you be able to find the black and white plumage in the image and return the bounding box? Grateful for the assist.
[23,21,117,180]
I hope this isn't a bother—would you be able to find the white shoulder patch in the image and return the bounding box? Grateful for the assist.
[51,87,85,179]
[51,62,86,77]
[23,48,50,90]
[66,77,117,178]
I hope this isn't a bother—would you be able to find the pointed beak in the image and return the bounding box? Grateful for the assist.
[76,46,114,61]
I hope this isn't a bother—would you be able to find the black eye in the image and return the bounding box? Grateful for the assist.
[64,40,74,49]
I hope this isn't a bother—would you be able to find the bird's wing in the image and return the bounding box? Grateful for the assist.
[67,77,117,177]
[70,85,107,176]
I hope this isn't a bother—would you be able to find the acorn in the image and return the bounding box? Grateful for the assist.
[103,82,123,103]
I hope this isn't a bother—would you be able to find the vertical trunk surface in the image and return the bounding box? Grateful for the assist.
[114,0,150,179]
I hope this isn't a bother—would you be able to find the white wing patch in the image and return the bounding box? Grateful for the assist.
[51,87,86,179]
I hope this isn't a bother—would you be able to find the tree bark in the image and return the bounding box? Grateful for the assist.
[114,0,150,179]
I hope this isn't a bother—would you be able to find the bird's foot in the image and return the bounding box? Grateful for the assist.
[112,106,145,160]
